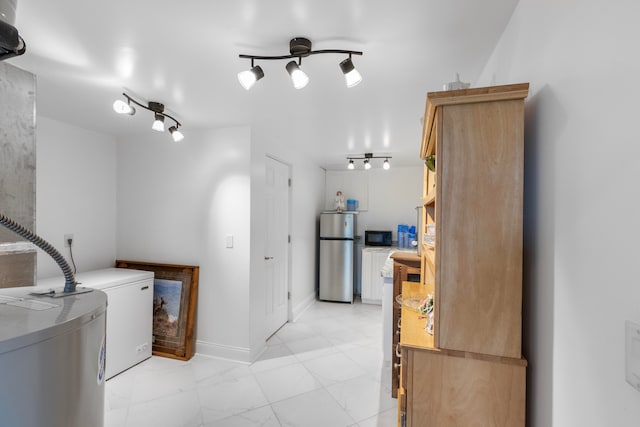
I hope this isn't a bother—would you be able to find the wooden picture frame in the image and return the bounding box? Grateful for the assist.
[115,260,199,361]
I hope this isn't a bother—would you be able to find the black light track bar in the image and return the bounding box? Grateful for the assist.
[239,49,363,61]
[347,153,392,160]
[239,37,362,61]
[122,93,182,127]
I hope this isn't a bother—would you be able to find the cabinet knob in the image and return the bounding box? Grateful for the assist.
[264,256,274,260]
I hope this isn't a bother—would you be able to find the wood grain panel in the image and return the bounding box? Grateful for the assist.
[407,350,526,427]
[437,99,524,358]
[420,83,529,158]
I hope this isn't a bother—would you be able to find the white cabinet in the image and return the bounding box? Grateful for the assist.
[361,247,391,304]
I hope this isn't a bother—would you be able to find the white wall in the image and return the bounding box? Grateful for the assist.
[477,1,640,425]
[36,117,117,279]
[326,167,423,240]
[116,125,325,362]
[116,127,253,361]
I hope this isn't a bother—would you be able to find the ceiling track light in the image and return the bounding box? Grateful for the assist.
[152,112,165,132]
[346,153,392,170]
[238,37,363,90]
[339,55,363,88]
[237,59,265,90]
[113,93,184,142]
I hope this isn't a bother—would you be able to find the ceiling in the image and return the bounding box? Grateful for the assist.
[8,0,519,170]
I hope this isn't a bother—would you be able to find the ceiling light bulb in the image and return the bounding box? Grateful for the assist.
[169,126,184,142]
[286,61,309,89]
[383,159,390,170]
[347,160,355,170]
[237,65,264,90]
[152,113,165,132]
[113,99,135,115]
[339,58,362,88]
[364,159,371,170]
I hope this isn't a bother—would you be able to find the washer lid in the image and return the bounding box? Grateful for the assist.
[0,287,107,354]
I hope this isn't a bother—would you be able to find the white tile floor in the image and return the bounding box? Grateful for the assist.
[105,300,397,427]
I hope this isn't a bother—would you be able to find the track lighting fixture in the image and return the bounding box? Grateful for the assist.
[152,113,165,132]
[285,59,309,89]
[112,99,135,115]
[113,93,184,142]
[238,37,363,90]
[339,56,363,88]
[169,126,184,142]
[237,61,265,90]
[346,153,392,170]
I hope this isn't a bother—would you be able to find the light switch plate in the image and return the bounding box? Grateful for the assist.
[626,320,640,392]
[225,235,234,248]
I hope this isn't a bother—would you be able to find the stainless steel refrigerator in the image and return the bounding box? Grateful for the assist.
[319,212,355,303]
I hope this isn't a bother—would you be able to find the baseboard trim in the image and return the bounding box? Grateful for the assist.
[195,340,251,363]
[291,291,316,322]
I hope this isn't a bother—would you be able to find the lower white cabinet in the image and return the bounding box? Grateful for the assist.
[361,247,391,304]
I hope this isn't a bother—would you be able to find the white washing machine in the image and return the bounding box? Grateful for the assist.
[38,268,154,379]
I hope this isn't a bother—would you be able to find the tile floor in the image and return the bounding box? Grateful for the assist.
[105,299,397,427]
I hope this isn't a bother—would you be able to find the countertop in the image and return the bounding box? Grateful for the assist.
[380,248,419,278]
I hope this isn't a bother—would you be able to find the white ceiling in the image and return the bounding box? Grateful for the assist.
[8,0,519,170]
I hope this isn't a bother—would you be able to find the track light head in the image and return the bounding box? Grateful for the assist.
[286,60,309,89]
[339,57,362,88]
[237,65,264,90]
[169,126,184,142]
[113,99,135,115]
[152,113,165,132]
[383,158,390,170]
[347,159,355,170]
[363,159,371,170]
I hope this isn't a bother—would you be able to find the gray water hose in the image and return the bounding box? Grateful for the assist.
[0,213,77,292]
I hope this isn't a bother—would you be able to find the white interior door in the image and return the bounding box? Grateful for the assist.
[264,156,290,338]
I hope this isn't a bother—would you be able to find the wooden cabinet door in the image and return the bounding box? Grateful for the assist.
[436,100,524,358]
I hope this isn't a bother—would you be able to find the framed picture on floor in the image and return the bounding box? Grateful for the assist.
[115,260,199,361]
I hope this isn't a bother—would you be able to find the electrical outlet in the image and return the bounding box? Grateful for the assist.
[64,234,74,247]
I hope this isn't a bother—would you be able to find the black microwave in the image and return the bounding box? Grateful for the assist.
[365,230,392,246]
